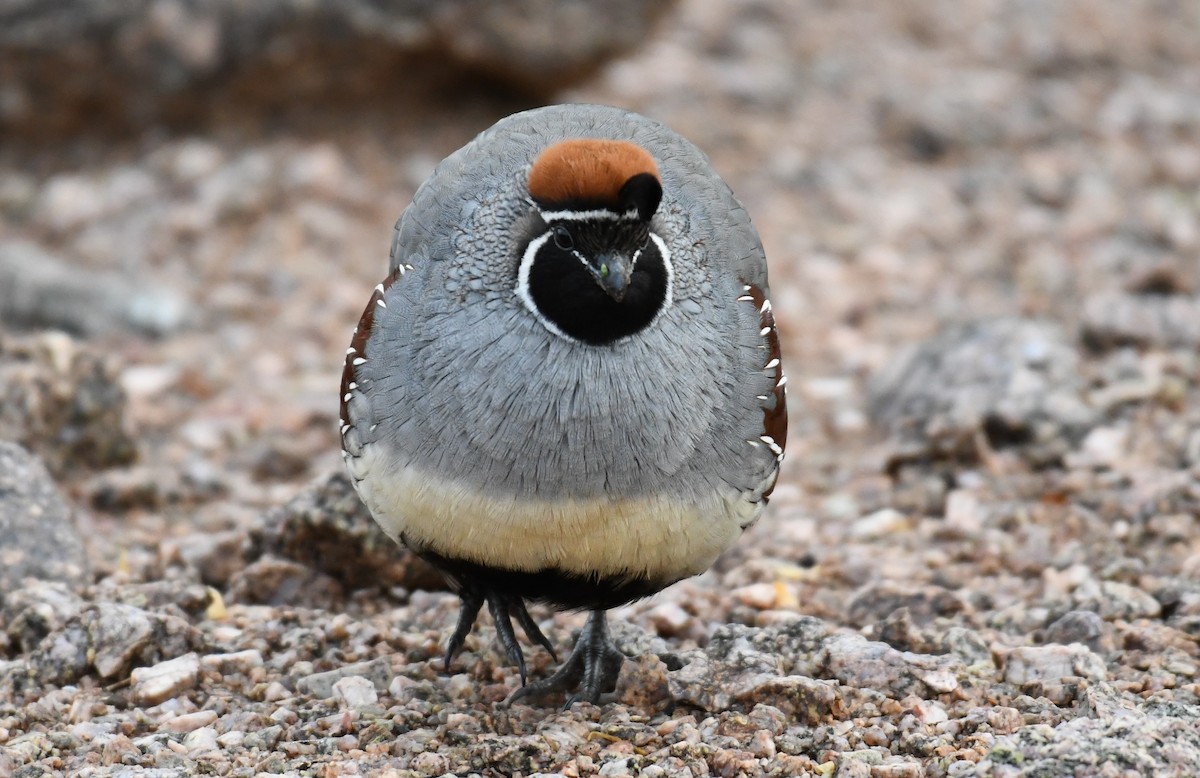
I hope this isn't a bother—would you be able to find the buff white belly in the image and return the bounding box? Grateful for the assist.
[346,444,755,584]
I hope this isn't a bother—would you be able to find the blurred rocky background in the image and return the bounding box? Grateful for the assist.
[2,1,1200,776]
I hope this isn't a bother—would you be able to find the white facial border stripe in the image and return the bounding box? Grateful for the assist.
[516,230,574,341]
[537,207,640,222]
[516,229,675,343]
[649,232,673,311]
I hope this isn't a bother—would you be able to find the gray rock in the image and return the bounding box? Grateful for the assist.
[162,529,247,588]
[1073,580,1162,621]
[0,442,88,592]
[242,725,283,751]
[225,556,345,609]
[1042,610,1113,654]
[869,318,1097,468]
[668,619,965,714]
[1083,290,1200,350]
[985,684,1200,776]
[847,581,969,627]
[1,579,86,653]
[0,0,675,137]
[131,652,202,705]
[0,332,137,475]
[0,240,189,337]
[296,656,397,699]
[819,633,966,698]
[1002,644,1107,686]
[667,619,831,713]
[332,675,378,708]
[19,601,203,687]
[247,470,443,593]
[667,643,776,713]
[432,0,675,92]
[873,608,995,670]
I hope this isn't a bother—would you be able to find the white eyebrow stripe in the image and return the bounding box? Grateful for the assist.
[537,207,640,222]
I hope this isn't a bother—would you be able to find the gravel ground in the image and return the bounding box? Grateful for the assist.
[3,1,1200,776]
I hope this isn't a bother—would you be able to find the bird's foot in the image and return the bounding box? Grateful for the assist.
[443,588,557,684]
[505,610,625,708]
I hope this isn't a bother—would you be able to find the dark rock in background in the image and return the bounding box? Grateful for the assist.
[1082,290,1200,351]
[246,470,444,595]
[0,0,674,138]
[0,332,136,475]
[0,240,189,337]
[0,442,88,593]
[868,318,1097,469]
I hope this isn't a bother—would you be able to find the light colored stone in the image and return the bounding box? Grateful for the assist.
[182,726,219,755]
[161,710,217,734]
[1003,644,1107,685]
[200,649,264,674]
[647,602,693,637]
[916,668,960,694]
[851,508,911,539]
[332,675,378,708]
[131,653,201,705]
[733,583,780,610]
[911,699,949,724]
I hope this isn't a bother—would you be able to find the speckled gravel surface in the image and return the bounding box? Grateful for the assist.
[3,1,1200,776]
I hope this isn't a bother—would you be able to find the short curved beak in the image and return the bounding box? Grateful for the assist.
[595,253,631,302]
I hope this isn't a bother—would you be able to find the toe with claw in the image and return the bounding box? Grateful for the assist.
[506,609,626,707]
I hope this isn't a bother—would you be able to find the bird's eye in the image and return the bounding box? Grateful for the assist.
[552,225,574,250]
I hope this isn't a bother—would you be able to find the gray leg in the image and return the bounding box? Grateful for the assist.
[506,609,625,707]
[444,588,484,672]
[510,597,559,663]
[487,591,529,684]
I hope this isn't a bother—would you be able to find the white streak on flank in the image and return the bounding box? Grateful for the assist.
[368,424,378,432]
[347,382,357,391]
[376,299,387,309]
[346,346,357,355]
[537,207,640,222]
[777,375,789,387]
[756,394,769,400]
[374,283,385,294]
[747,439,761,447]
[736,294,754,302]
[761,436,784,457]
[342,393,353,402]
[743,284,752,291]
[765,358,780,369]
[759,326,771,336]
[759,299,772,313]
[352,357,366,366]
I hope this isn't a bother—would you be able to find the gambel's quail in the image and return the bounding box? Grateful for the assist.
[340,104,787,705]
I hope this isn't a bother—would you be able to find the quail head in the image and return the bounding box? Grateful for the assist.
[340,104,787,706]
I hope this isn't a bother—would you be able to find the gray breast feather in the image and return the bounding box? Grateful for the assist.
[363,104,778,507]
